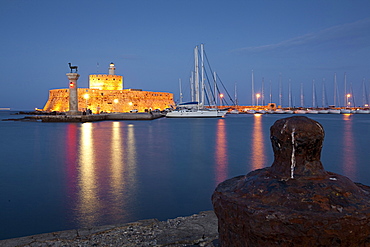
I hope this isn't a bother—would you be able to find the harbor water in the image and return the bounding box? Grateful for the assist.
[1,111,370,240]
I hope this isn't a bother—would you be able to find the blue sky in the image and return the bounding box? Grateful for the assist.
[1,0,370,110]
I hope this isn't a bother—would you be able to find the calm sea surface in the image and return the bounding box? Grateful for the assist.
[1,111,370,240]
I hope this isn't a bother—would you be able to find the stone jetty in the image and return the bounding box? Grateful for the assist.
[0,211,218,247]
[212,116,370,246]
[3,112,165,122]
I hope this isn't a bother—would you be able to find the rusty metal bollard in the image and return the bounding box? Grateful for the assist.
[212,116,370,246]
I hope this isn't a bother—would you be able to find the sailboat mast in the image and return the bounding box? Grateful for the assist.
[279,73,282,107]
[190,71,194,102]
[362,78,366,107]
[300,83,304,107]
[179,78,183,104]
[334,73,337,106]
[288,79,292,108]
[201,43,205,107]
[261,77,265,106]
[214,71,217,106]
[234,83,238,106]
[322,78,326,108]
[194,46,199,105]
[251,70,255,106]
[344,72,347,107]
[312,79,316,108]
[269,80,272,103]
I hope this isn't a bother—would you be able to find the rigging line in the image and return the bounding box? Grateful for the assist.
[203,50,235,105]
[216,73,235,105]
[203,69,216,105]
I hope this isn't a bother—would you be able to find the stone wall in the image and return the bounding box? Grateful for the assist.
[43,88,174,113]
[89,74,123,90]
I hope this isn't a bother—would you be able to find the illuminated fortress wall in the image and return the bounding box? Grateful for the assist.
[43,63,174,113]
[43,88,173,113]
[89,74,123,90]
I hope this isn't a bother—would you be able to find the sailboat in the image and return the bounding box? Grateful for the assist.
[229,83,240,114]
[166,44,227,118]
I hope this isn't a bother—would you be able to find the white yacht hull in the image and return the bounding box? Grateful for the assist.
[340,109,351,114]
[356,110,370,114]
[166,109,226,118]
[328,109,341,114]
[318,110,329,114]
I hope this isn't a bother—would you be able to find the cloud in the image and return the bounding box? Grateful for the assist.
[236,18,370,54]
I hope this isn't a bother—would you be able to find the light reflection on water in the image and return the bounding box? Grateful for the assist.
[341,115,356,179]
[251,114,266,170]
[77,122,99,226]
[215,119,227,185]
[1,112,370,240]
[73,122,138,227]
[108,122,125,223]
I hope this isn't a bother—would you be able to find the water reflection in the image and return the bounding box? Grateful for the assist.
[250,114,266,170]
[341,115,356,179]
[109,122,125,218]
[77,122,100,226]
[215,119,228,184]
[72,122,138,227]
[126,124,137,171]
[65,124,79,206]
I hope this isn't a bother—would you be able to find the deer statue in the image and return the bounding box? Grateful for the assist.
[68,63,78,73]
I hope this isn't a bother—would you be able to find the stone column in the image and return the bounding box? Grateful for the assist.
[66,73,80,115]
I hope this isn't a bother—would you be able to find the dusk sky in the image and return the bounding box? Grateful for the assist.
[1,0,370,110]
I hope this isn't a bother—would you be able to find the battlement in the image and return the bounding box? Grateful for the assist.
[89,74,123,90]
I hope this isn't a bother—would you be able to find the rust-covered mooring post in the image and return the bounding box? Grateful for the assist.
[212,116,370,246]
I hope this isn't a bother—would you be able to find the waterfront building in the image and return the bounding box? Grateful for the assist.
[43,63,174,113]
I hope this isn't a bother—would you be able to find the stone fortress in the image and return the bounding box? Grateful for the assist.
[43,63,174,114]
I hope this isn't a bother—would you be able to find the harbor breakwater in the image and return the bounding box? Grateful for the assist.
[2,112,165,122]
[0,211,218,247]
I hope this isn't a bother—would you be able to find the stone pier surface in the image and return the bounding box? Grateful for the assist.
[24,112,164,122]
[212,116,370,246]
[0,211,218,247]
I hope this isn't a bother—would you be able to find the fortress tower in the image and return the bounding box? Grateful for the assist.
[108,62,115,75]
[89,62,123,90]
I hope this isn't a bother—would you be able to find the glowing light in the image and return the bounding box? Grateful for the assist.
[77,122,100,226]
[69,82,74,88]
[347,94,351,98]
[128,102,133,106]
[114,99,119,104]
[84,94,89,100]
[219,93,224,98]
[342,114,356,180]
[215,120,227,184]
[256,93,261,106]
[251,114,265,170]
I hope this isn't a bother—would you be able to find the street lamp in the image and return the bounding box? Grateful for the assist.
[113,99,118,112]
[346,94,351,108]
[219,93,224,106]
[83,93,89,111]
[256,93,261,107]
